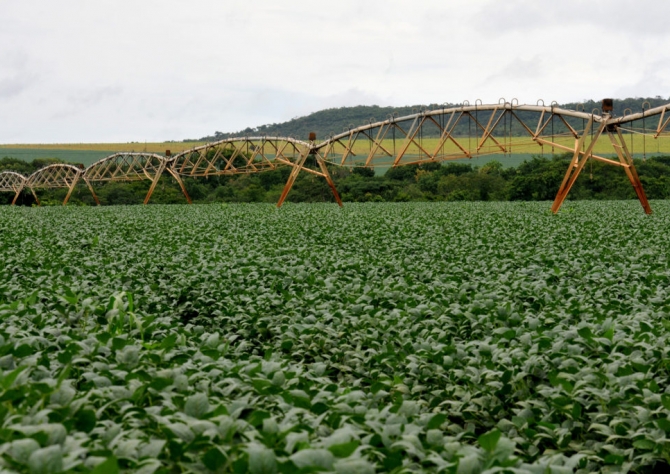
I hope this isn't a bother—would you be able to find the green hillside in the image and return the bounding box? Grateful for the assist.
[194,97,669,142]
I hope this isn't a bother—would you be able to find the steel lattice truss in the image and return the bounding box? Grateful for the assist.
[85,152,167,182]
[299,101,670,214]
[171,137,309,176]
[84,152,191,205]
[0,171,27,205]
[27,163,82,189]
[170,137,341,206]
[25,164,89,206]
[5,100,670,212]
[313,102,660,167]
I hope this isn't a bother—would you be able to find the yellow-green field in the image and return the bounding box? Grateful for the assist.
[3,133,668,156]
[0,142,205,153]
[325,134,670,158]
[0,142,207,167]
[1,134,668,170]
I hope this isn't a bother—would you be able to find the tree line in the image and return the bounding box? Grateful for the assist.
[3,153,670,206]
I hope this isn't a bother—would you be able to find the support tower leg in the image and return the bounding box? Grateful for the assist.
[84,178,101,206]
[316,155,343,206]
[277,149,310,208]
[609,127,652,214]
[551,120,606,213]
[11,185,24,206]
[144,162,167,205]
[30,188,40,206]
[166,168,193,204]
[63,177,79,206]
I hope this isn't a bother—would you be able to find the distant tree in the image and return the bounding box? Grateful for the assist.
[353,167,375,178]
[386,165,418,181]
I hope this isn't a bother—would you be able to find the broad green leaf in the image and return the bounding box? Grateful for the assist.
[456,454,480,474]
[328,441,360,458]
[160,334,178,350]
[427,413,447,430]
[248,444,277,474]
[166,423,194,443]
[184,393,210,419]
[74,409,97,433]
[247,409,271,427]
[662,394,670,411]
[478,429,501,452]
[90,456,119,474]
[203,448,227,471]
[657,418,670,432]
[8,438,40,464]
[290,449,334,470]
[633,439,655,450]
[334,458,376,474]
[577,327,593,340]
[28,446,62,474]
[1,365,27,390]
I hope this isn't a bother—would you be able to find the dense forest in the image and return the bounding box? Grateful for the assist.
[3,153,670,206]
[194,97,670,142]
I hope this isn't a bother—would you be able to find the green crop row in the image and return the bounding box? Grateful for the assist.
[0,202,669,473]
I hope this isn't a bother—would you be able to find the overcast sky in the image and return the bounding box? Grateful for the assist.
[2,0,670,143]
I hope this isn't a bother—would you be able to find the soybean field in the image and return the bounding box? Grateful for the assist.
[0,202,669,473]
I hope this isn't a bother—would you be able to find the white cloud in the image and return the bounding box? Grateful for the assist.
[0,0,669,142]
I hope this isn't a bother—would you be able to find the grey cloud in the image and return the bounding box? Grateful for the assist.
[0,76,30,99]
[67,86,123,107]
[0,53,39,100]
[49,86,124,120]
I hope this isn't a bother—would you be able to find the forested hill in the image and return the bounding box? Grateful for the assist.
[194,105,434,142]
[193,97,669,142]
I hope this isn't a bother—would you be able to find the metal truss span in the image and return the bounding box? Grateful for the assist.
[84,152,192,205]
[299,99,664,214]
[26,164,94,206]
[171,136,311,176]
[3,99,670,212]
[0,171,27,205]
[170,136,342,207]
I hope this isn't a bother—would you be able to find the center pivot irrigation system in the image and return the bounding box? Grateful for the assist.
[2,98,669,213]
